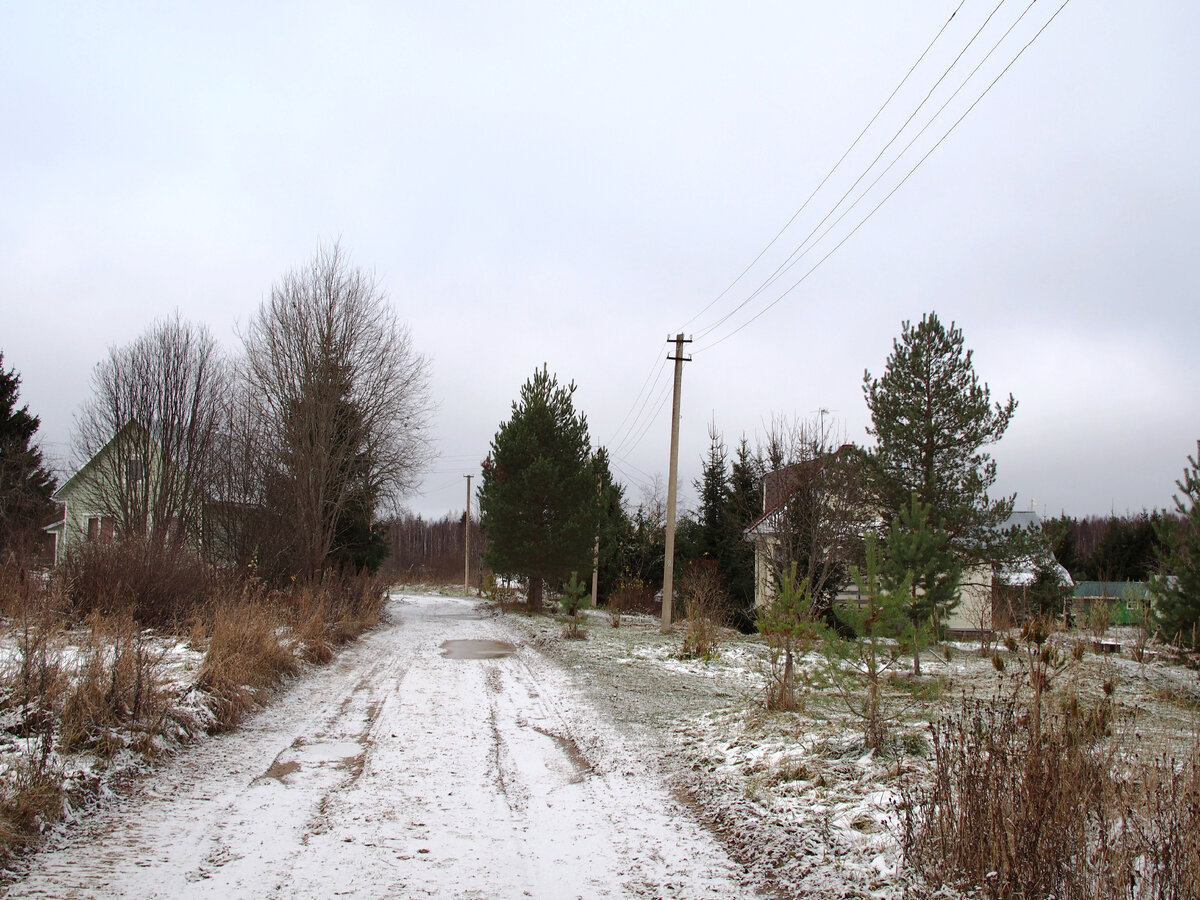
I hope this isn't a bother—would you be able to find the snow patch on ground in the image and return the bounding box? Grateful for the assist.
[509,605,1200,899]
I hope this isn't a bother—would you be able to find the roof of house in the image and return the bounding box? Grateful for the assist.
[52,419,152,502]
[1001,510,1042,531]
[742,445,862,538]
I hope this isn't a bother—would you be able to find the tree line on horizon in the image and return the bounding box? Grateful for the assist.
[468,312,1200,649]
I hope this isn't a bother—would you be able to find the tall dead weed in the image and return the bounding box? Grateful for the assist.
[903,685,1200,899]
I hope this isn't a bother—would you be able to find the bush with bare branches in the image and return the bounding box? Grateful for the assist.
[903,686,1200,899]
[59,535,211,628]
[678,561,726,660]
[606,574,655,627]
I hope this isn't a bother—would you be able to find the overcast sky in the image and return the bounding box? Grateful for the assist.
[2,1,1197,522]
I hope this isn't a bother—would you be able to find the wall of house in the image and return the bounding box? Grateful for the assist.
[752,534,780,609]
[946,565,994,634]
[54,474,112,565]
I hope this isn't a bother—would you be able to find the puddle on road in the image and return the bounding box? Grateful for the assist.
[440,639,516,660]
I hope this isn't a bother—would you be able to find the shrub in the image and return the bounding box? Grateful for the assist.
[59,536,211,629]
[903,688,1200,899]
[607,574,654,626]
[678,561,725,660]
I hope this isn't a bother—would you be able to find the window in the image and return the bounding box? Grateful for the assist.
[127,456,146,483]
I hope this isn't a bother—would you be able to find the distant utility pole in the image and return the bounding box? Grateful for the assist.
[464,474,473,594]
[661,332,692,629]
[591,469,601,610]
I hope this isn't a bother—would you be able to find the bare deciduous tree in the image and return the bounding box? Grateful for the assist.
[74,313,228,550]
[240,242,434,576]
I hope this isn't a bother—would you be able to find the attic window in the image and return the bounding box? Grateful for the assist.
[127,457,146,483]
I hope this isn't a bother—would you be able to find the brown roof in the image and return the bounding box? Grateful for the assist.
[744,444,861,536]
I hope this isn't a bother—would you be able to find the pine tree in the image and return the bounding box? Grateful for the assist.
[882,494,961,674]
[827,534,909,750]
[758,563,819,711]
[863,312,1017,563]
[591,447,628,600]
[0,353,56,553]
[1151,441,1200,647]
[479,366,597,613]
[561,571,589,638]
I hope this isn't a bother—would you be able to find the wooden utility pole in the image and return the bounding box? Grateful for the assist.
[591,533,600,609]
[464,474,472,594]
[661,333,691,628]
[591,468,601,609]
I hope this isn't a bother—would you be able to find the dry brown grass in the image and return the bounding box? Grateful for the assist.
[903,684,1200,899]
[0,755,65,861]
[195,581,299,731]
[59,612,169,756]
[290,571,384,662]
[195,570,386,731]
[0,553,389,862]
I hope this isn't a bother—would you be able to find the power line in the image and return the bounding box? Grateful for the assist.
[702,0,1042,345]
[610,357,671,456]
[676,0,970,336]
[607,350,669,453]
[609,450,656,485]
[618,377,674,459]
[698,0,1074,352]
[693,0,1009,342]
[609,455,653,494]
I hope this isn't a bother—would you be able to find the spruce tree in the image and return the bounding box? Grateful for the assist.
[863,312,1017,561]
[693,428,731,564]
[1151,441,1200,647]
[723,436,761,627]
[479,366,597,612]
[0,353,56,552]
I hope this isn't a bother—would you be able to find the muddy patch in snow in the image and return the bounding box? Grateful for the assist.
[259,759,302,782]
[530,724,593,782]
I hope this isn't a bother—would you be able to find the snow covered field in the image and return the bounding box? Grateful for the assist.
[510,608,1200,899]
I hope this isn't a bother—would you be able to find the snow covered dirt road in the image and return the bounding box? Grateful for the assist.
[5,594,751,899]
